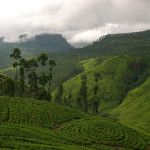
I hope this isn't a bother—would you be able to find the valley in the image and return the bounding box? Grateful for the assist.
[0,30,150,150]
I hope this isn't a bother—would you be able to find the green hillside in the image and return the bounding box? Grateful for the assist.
[1,30,150,90]
[1,96,150,150]
[1,30,150,150]
[0,96,84,128]
[62,55,144,113]
[111,76,150,135]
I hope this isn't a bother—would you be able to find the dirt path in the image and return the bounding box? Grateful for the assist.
[52,117,81,132]
[146,145,150,150]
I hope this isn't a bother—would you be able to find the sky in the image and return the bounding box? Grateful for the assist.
[0,0,150,46]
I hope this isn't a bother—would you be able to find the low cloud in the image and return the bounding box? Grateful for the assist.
[0,0,150,45]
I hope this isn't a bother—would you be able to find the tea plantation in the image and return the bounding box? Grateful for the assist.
[0,96,150,150]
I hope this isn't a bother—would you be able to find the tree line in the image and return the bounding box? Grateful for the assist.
[0,48,101,114]
[1,48,56,101]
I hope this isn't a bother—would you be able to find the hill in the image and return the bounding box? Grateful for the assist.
[1,30,150,90]
[0,96,84,128]
[61,55,145,113]
[1,96,150,150]
[0,34,73,69]
[111,76,150,134]
[18,34,73,53]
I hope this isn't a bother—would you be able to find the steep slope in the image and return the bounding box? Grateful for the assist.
[74,29,150,56]
[61,55,143,113]
[111,76,150,134]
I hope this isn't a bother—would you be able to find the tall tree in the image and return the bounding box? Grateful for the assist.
[93,100,99,115]
[19,58,26,97]
[3,77,15,97]
[37,53,49,100]
[47,59,56,101]
[10,48,21,96]
[93,72,101,114]
[10,48,21,80]
[76,92,82,110]
[27,58,38,98]
[80,74,88,112]
[54,80,63,104]
[38,53,48,73]
[0,74,6,96]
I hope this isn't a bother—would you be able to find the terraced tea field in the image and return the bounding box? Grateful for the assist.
[0,96,150,150]
[57,117,150,150]
[0,96,84,128]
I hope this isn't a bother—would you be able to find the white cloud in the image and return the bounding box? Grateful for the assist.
[0,0,150,44]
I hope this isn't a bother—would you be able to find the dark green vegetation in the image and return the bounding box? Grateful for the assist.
[62,55,145,112]
[0,48,57,101]
[2,30,150,90]
[1,30,150,149]
[57,117,150,150]
[111,76,150,134]
[1,97,150,150]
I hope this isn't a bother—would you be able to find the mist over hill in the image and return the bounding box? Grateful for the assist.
[0,33,73,69]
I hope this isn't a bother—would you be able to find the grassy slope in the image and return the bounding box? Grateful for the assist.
[62,55,138,113]
[0,96,85,128]
[1,96,150,150]
[0,96,91,150]
[111,76,150,135]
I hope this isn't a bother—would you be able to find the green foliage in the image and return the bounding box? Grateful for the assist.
[79,74,88,112]
[62,55,142,114]
[1,96,149,150]
[27,58,38,70]
[28,71,38,98]
[10,48,21,60]
[54,80,63,104]
[111,76,150,135]
[3,77,15,97]
[39,72,48,87]
[57,117,150,150]
[0,96,84,128]
[94,84,99,95]
[93,99,99,114]
[38,52,48,71]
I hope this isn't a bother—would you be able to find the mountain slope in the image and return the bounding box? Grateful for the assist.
[60,55,144,113]
[18,34,73,53]
[1,30,150,90]
[111,76,150,134]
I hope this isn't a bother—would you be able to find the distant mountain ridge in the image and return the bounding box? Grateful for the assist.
[18,33,73,52]
[0,33,73,69]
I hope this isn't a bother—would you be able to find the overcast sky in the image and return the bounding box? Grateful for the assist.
[0,0,150,46]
